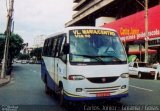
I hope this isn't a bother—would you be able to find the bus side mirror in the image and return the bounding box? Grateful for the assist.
[63,43,69,54]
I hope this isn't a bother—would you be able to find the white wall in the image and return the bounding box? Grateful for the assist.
[95,17,116,27]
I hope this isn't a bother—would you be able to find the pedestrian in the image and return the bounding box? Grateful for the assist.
[135,58,140,62]
[156,61,160,79]
[154,61,160,80]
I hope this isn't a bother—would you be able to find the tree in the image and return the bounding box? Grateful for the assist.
[9,33,23,58]
[17,53,30,60]
[0,33,24,66]
[30,47,42,60]
[0,34,5,61]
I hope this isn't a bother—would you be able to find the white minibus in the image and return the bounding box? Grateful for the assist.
[41,26,129,105]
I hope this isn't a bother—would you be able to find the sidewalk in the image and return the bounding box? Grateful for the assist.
[0,75,11,87]
[0,64,11,87]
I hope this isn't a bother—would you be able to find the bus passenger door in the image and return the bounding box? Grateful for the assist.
[53,38,59,89]
[54,35,66,89]
[49,38,59,91]
[54,57,59,87]
[57,35,67,87]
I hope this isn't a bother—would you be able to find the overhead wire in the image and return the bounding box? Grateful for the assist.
[135,0,145,8]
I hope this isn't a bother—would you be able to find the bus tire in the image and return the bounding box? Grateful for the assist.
[111,97,121,102]
[116,98,121,102]
[45,84,50,95]
[44,75,52,95]
[58,86,66,107]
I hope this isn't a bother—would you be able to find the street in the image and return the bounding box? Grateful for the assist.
[0,63,65,111]
[0,63,160,111]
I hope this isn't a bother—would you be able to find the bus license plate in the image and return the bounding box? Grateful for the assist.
[96,92,110,97]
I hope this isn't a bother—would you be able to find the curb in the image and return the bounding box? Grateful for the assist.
[0,75,11,87]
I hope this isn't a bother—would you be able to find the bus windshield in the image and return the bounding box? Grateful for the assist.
[69,29,127,64]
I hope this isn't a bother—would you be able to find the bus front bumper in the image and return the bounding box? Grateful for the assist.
[64,90,128,101]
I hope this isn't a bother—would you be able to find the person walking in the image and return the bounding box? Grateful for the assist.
[156,61,160,79]
[154,61,160,80]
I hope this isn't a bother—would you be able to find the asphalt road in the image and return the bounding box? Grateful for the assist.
[0,63,160,111]
[0,63,65,111]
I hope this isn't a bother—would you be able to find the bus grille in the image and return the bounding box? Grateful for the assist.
[86,76,119,83]
[84,86,120,94]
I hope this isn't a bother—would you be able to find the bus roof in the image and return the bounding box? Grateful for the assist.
[66,26,117,32]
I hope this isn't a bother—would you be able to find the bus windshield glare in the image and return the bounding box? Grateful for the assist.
[69,29,127,64]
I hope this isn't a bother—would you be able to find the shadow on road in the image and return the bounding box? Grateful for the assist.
[65,100,126,111]
[47,93,127,111]
[129,75,156,80]
[12,65,23,72]
[39,84,131,111]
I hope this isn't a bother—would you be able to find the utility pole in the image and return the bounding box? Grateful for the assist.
[1,0,14,79]
[135,0,149,62]
[144,0,149,63]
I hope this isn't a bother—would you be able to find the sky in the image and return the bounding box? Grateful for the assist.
[0,0,73,46]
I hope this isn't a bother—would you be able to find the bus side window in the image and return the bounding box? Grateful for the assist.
[56,35,64,57]
[46,39,51,56]
[48,38,53,57]
[59,34,67,63]
[43,39,49,56]
[51,38,58,57]
[42,40,46,56]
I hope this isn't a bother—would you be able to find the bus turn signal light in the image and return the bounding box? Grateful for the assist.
[68,75,85,80]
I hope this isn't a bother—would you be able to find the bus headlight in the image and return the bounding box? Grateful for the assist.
[120,73,129,78]
[68,75,85,80]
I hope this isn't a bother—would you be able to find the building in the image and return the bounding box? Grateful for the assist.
[66,0,159,27]
[103,5,160,62]
[66,0,160,62]
[33,35,47,48]
[21,47,34,55]
[21,35,46,55]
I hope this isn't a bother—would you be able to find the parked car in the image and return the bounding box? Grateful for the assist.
[21,60,28,64]
[29,59,35,64]
[128,62,157,79]
[15,60,21,63]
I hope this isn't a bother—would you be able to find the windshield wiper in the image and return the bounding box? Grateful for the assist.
[71,54,106,64]
[95,55,122,62]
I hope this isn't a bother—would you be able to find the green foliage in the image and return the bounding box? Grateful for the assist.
[0,34,5,60]
[30,47,42,60]
[0,33,24,64]
[9,33,24,58]
[17,53,30,60]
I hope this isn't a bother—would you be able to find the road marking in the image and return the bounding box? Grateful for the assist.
[29,69,37,73]
[32,70,37,73]
[129,85,153,92]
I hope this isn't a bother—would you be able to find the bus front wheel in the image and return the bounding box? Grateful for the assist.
[113,98,121,102]
[44,76,52,95]
[58,86,66,106]
[45,84,50,94]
